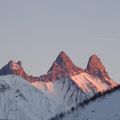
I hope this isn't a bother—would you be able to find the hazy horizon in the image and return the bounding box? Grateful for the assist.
[0,1,120,82]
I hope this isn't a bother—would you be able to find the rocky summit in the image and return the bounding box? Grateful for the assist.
[0,51,118,120]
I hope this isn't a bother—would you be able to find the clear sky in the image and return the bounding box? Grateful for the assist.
[0,0,120,82]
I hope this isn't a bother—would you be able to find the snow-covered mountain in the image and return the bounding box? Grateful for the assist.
[0,75,63,120]
[38,51,117,93]
[39,51,84,81]
[0,51,119,120]
[60,86,120,120]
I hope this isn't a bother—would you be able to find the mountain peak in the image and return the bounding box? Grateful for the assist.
[47,51,83,80]
[54,51,71,66]
[0,60,33,81]
[58,51,67,56]
[58,51,69,58]
[86,54,110,79]
[87,54,105,70]
[89,54,99,59]
[7,60,22,71]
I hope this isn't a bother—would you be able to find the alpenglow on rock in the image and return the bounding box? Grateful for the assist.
[0,51,119,120]
[86,54,110,79]
[47,51,83,80]
[0,60,32,82]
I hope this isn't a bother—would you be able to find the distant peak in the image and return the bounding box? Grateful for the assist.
[87,54,104,69]
[86,54,110,79]
[17,61,22,67]
[59,51,66,56]
[57,51,69,59]
[89,54,101,62]
[0,60,33,82]
[8,60,14,65]
[8,60,22,67]
[54,51,71,65]
[90,54,99,58]
[7,60,23,70]
[47,51,83,80]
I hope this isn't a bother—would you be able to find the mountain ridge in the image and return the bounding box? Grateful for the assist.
[0,51,118,85]
[0,51,119,120]
[59,85,120,120]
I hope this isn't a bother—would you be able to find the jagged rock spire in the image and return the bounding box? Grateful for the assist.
[0,60,33,82]
[47,51,83,80]
[86,54,110,79]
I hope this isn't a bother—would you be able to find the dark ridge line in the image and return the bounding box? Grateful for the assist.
[49,85,120,120]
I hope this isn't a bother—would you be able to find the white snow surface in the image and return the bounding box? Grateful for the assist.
[31,76,88,110]
[0,75,63,120]
[71,73,117,94]
[61,88,120,120]
[0,75,89,120]
[0,73,118,120]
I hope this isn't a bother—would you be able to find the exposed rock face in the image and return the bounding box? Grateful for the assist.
[86,54,110,79]
[0,60,33,82]
[0,52,115,84]
[0,52,118,120]
[49,51,83,74]
[40,51,84,81]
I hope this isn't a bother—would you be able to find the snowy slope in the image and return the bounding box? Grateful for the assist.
[0,75,118,120]
[0,74,117,120]
[0,51,119,120]
[0,75,64,120]
[31,77,89,111]
[71,72,117,94]
[32,72,117,105]
[31,72,118,111]
[0,75,93,120]
[61,88,120,120]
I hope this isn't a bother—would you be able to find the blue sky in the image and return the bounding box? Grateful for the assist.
[0,1,120,82]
